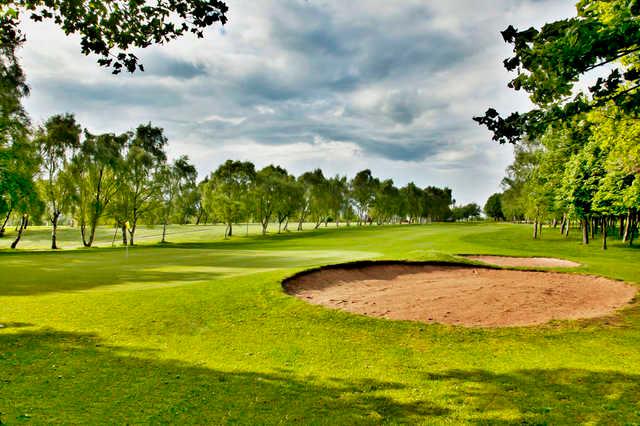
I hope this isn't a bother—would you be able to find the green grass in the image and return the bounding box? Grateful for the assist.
[1,223,639,424]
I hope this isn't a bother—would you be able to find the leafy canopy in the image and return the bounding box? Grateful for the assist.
[474,0,640,144]
[1,0,228,73]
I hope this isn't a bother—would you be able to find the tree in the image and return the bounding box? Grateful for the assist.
[561,139,607,245]
[70,131,126,247]
[474,0,640,144]
[326,175,348,227]
[204,160,255,238]
[350,169,377,225]
[4,136,42,248]
[154,156,196,243]
[423,186,453,222]
[372,179,402,225]
[484,193,505,221]
[401,182,423,223]
[193,177,209,225]
[34,113,81,249]
[452,203,481,221]
[254,165,288,235]
[109,123,167,245]
[298,169,330,230]
[274,173,303,233]
[2,0,229,74]
[0,20,32,239]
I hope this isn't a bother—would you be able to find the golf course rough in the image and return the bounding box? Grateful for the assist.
[2,222,640,424]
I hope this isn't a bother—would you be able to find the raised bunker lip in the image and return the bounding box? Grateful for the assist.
[457,254,581,268]
[282,260,637,328]
[282,260,499,293]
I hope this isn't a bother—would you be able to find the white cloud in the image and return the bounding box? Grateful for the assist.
[18,0,575,204]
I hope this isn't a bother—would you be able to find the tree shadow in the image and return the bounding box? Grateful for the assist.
[0,329,448,424]
[0,247,324,297]
[0,269,234,296]
[0,228,381,296]
[0,322,33,329]
[425,368,640,424]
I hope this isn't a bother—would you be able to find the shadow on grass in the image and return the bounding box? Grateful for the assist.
[0,329,447,424]
[0,322,33,329]
[0,269,234,296]
[0,228,382,296]
[3,329,640,424]
[425,368,640,424]
[0,246,319,296]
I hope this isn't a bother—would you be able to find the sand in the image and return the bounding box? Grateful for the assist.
[285,264,636,327]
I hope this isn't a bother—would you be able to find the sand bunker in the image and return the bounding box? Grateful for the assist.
[462,255,580,268]
[285,263,636,327]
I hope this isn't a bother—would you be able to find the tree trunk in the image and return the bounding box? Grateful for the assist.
[619,216,625,240]
[111,225,119,246]
[623,209,632,242]
[582,219,589,245]
[80,220,88,247]
[121,224,128,245]
[560,214,566,236]
[538,221,543,238]
[602,216,607,250]
[10,214,28,249]
[128,216,138,246]
[228,222,233,237]
[283,218,289,232]
[0,208,12,237]
[161,221,168,243]
[261,219,268,235]
[83,216,99,248]
[532,220,538,239]
[51,211,61,249]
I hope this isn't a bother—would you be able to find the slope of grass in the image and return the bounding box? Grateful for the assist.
[1,223,639,424]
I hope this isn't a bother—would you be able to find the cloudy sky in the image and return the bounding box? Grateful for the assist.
[18,0,575,204]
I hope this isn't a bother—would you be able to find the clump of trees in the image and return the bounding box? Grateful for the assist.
[485,111,640,247]
[1,113,464,248]
[484,194,504,221]
[451,203,482,222]
[476,0,640,249]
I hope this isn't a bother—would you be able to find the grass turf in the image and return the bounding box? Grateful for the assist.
[1,222,639,424]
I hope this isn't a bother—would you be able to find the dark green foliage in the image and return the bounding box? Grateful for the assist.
[474,0,640,144]
[484,193,505,220]
[2,0,228,73]
[451,203,481,221]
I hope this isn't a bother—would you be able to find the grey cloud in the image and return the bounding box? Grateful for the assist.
[143,56,208,80]
[20,0,576,203]
[38,78,185,108]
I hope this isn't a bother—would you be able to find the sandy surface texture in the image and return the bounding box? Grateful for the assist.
[463,255,581,268]
[285,264,636,327]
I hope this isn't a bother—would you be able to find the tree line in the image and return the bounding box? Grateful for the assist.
[476,0,640,249]
[484,108,640,249]
[1,114,483,249]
